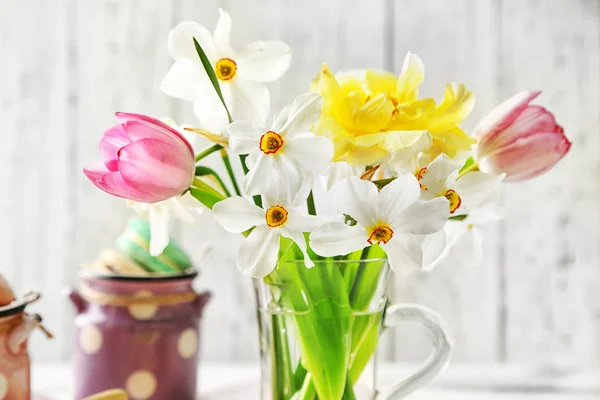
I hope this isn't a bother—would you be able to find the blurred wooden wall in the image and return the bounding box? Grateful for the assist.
[0,0,598,368]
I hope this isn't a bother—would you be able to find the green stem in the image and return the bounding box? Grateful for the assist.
[208,172,231,197]
[297,374,316,400]
[239,154,262,207]
[271,314,296,400]
[457,161,479,179]
[221,150,241,196]
[195,144,223,162]
[349,247,371,306]
[306,191,317,216]
[341,373,358,400]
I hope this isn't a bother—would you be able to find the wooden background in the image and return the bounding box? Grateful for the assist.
[1,0,598,369]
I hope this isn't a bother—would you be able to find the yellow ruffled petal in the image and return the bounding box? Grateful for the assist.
[365,70,398,95]
[429,126,476,158]
[311,64,349,122]
[313,116,353,161]
[428,83,475,133]
[396,52,425,102]
[386,98,436,131]
[381,130,429,153]
[345,142,388,165]
[353,93,394,132]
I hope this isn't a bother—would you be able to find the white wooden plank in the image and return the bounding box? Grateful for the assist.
[391,0,500,363]
[499,0,600,368]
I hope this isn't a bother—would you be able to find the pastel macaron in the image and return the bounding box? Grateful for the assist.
[87,249,149,277]
[116,218,192,273]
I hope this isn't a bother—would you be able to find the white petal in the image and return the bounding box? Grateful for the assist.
[270,104,290,132]
[333,177,379,228]
[378,173,421,220]
[284,135,333,175]
[272,155,306,205]
[213,196,264,233]
[229,78,270,126]
[452,227,484,268]
[237,225,280,277]
[422,230,449,271]
[213,9,233,54]
[467,205,507,225]
[321,162,363,192]
[453,172,504,212]
[165,196,199,225]
[309,222,367,257]
[393,197,449,234]
[237,40,291,83]
[280,227,314,268]
[280,93,323,138]
[148,205,170,256]
[160,59,210,101]
[192,86,231,134]
[243,153,274,196]
[419,153,462,194]
[286,210,322,232]
[228,120,262,154]
[168,21,215,61]
[382,234,425,273]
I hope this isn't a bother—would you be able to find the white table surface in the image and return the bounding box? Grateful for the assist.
[32,363,600,399]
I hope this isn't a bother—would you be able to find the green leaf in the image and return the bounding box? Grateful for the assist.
[192,37,233,123]
[188,180,226,210]
[459,156,476,174]
[194,166,231,197]
[372,177,396,190]
[449,214,468,221]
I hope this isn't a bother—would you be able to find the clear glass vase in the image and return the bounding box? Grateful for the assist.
[255,258,452,400]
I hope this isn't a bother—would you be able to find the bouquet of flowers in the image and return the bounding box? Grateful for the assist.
[83,9,571,400]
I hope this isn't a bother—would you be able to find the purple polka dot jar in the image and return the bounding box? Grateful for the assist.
[69,271,210,400]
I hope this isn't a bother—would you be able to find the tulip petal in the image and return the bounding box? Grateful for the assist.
[474,90,541,141]
[333,177,379,228]
[83,162,111,182]
[229,78,270,126]
[117,138,194,198]
[393,197,449,235]
[237,40,291,83]
[310,222,367,257]
[213,196,265,233]
[160,59,211,102]
[116,114,195,156]
[168,21,216,61]
[237,224,280,277]
[99,124,131,171]
[96,171,159,202]
[477,105,558,156]
[279,93,323,138]
[284,135,333,175]
[378,173,421,218]
[479,131,571,182]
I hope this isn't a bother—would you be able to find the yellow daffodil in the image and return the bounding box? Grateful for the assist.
[310,52,476,166]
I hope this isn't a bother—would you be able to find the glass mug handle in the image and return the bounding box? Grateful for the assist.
[379,303,453,399]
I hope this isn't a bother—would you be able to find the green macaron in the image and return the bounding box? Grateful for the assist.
[115,218,192,273]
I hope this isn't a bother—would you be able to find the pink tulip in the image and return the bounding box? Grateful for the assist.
[84,112,196,203]
[474,90,571,182]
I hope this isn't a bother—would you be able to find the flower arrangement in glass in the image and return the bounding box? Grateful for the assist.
[83,10,571,400]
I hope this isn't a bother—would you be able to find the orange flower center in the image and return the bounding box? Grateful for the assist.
[416,167,428,190]
[259,131,284,154]
[265,205,288,227]
[444,189,462,214]
[215,58,237,81]
[367,225,394,245]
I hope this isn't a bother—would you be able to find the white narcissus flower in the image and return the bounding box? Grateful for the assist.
[417,153,503,216]
[128,193,205,256]
[228,93,333,198]
[160,9,291,133]
[320,161,363,192]
[213,186,318,277]
[309,175,449,273]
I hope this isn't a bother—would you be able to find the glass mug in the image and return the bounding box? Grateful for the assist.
[255,259,452,400]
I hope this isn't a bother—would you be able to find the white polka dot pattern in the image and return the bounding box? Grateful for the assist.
[126,370,157,400]
[177,328,198,359]
[80,325,103,354]
[128,290,158,320]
